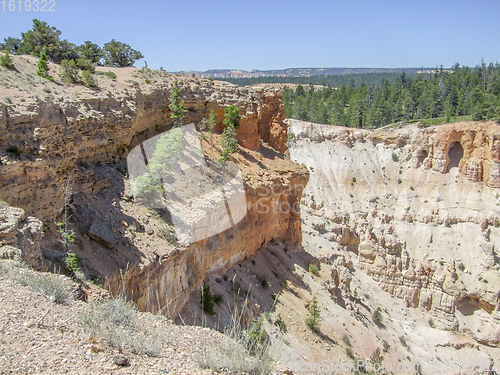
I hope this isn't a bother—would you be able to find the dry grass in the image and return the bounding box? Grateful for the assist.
[15,267,73,304]
[197,300,283,375]
[80,296,164,357]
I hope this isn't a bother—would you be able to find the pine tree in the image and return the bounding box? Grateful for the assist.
[219,105,240,162]
[36,49,53,80]
[305,296,321,331]
[0,52,14,69]
[169,81,185,127]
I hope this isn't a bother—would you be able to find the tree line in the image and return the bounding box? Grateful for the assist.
[220,72,428,88]
[283,62,500,128]
[0,19,143,68]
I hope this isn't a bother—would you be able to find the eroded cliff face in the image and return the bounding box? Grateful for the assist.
[0,58,305,317]
[289,119,500,346]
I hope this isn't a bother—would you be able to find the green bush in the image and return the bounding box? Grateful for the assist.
[59,59,78,83]
[382,339,390,352]
[36,49,53,81]
[219,105,241,161]
[342,333,351,345]
[305,296,321,331]
[157,224,178,245]
[201,283,215,315]
[96,70,117,79]
[274,313,287,333]
[81,70,96,87]
[245,316,269,355]
[308,263,319,276]
[105,70,116,79]
[256,274,270,289]
[75,57,95,73]
[65,252,81,273]
[345,347,355,359]
[373,307,383,326]
[392,153,399,162]
[399,335,408,348]
[0,52,14,69]
[370,347,384,367]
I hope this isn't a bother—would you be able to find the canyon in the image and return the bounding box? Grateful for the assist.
[1,56,500,373]
[0,56,306,319]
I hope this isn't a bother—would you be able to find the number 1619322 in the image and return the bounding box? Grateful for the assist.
[2,0,55,11]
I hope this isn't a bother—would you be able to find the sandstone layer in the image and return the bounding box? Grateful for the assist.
[0,57,304,317]
[289,119,500,346]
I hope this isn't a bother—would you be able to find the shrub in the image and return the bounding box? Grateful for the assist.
[105,70,116,79]
[345,347,355,359]
[197,311,280,375]
[373,307,383,326]
[75,57,95,73]
[0,52,14,69]
[370,347,384,367]
[4,96,12,104]
[201,283,215,315]
[256,274,270,289]
[342,333,351,345]
[80,296,162,357]
[274,313,286,333]
[169,80,186,126]
[81,70,96,87]
[219,105,241,161]
[428,318,435,328]
[158,224,178,245]
[352,177,357,183]
[65,252,81,273]
[17,271,73,304]
[399,335,408,348]
[59,59,79,84]
[308,263,319,276]
[37,49,52,80]
[305,296,321,331]
[392,153,399,162]
[6,145,20,156]
[398,178,403,184]
[383,339,390,352]
[280,280,288,288]
[96,70,117,79]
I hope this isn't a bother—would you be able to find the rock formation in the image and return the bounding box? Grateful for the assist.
[0,58,304,317]
[0,205,43,265]
[289,119,500,346]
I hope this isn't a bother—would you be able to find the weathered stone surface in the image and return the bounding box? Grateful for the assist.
[88,219,116,247]
[0,64,304,319]
[290,119,500,346]
[0,205,43,265]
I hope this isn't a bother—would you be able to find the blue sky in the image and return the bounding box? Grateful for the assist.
[1,0,499,71]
